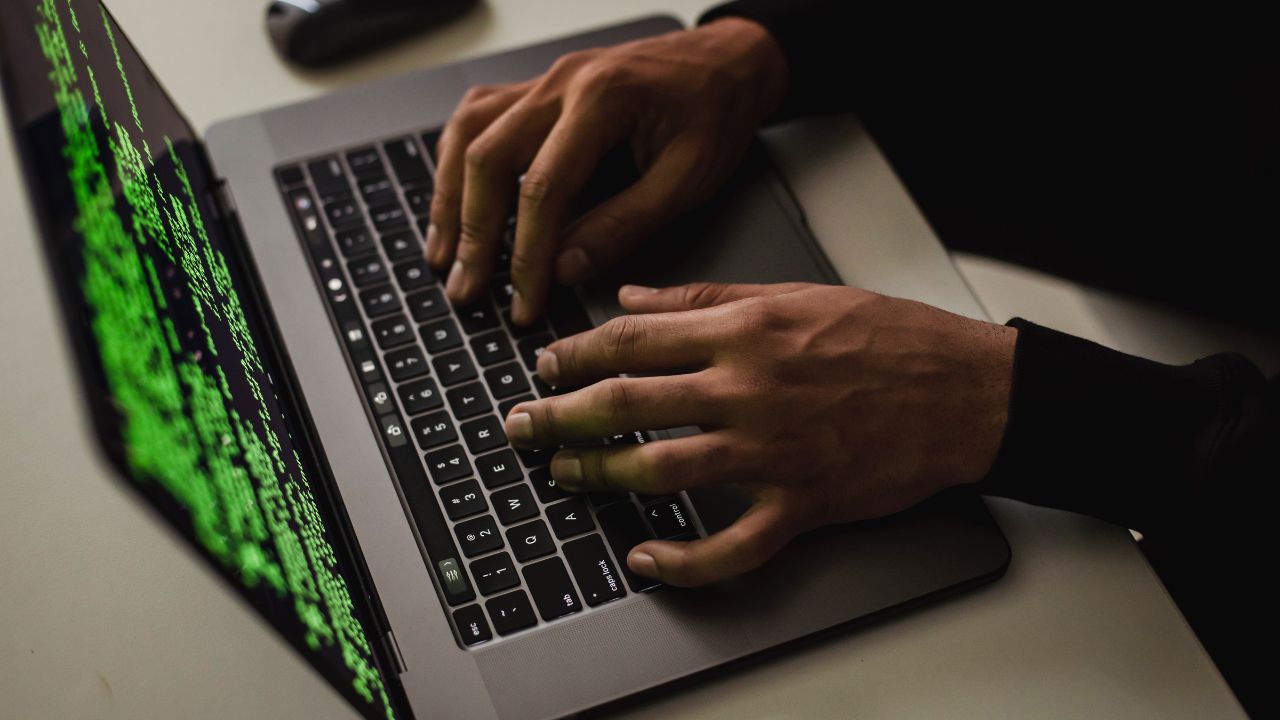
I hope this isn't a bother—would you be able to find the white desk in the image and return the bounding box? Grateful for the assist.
[0,1,1246,717]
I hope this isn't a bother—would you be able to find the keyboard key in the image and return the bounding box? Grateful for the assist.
[485,590,536,636]
[371,314,414,349]
[517,333,554,372]
[470,552,519,596]
[507,520,555,563]
[497,394,535,419]
[425,444,472,485]
[477,449,522,489]
[394,259,434,292]
[491,275,514,308]
[421,129,442,166]
[470,331,514,367]
[398,377,442,415]
[357,176,396,204]
[358,285,401,318]
[522,557,582,621]
[348,256,388,287]
[345,146,384,179]
[384,346,428,381]
[378,413,409,448]
[589,491,628,508]
[404,184,432,216]
[369,202,408,232]
[502,310,548,339]
[644,496,696,539]
[456,301,500,334]
[484,361,530,399]
[461,415,506,455]
[446,382,492,420]
[547,497,595,539]
[352,348,382,383]
[421,318,462,353]
[366,382,396,416]
[406,287,449,323]
[440,479,487,520]
[516,445,552,468]
[452,604,492,646]
[384,136,430,186]
[382,231,420,262]
[563,535,627,607]
[324,196,362,228]
[285,187,329,250]
[410,410,456,450]
[597,503,660,592]
[456,515,503,557]
[335,226,374,257]
[276,164,304,186]
[433,350,477,386]
[307,156,348,198]
[548,286,593,337]
[529,466,569,503]
[492,484,538,525]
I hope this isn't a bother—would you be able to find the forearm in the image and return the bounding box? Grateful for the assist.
[977,320,1280,536]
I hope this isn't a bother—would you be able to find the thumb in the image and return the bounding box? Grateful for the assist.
[618,281,814,313]
[626,500,796,587]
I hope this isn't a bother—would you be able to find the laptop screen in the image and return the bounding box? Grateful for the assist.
[0,2,399,717]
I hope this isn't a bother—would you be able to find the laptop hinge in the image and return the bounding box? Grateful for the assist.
[208,179,239,224]
[382,630,407,675]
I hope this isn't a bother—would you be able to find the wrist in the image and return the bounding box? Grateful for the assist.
[698,17,789,120]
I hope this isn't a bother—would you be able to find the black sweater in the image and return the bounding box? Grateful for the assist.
[701,2,1280,713]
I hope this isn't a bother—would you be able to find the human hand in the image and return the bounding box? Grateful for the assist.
[503,282,1017,586]
[425,18,788,323]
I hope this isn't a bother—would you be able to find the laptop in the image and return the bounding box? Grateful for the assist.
[0,2,1010,718]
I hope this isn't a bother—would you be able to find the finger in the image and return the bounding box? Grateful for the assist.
[618,281,815,314]
[553,143,703,286]
[509,102,631,324]
[446,95,560,304]
[542,430,748,496]
[503,372,723,448]
[427,84,526,271]
[628,500,797,587]
[536,310,722,386]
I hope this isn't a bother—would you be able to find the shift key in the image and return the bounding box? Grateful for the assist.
[563,535,627,607]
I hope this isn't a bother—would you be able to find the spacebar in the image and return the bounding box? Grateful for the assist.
[385,439,475,606]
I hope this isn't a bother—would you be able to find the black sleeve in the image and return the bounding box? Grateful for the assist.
[699,0,856,119]
[978,319,1280,537]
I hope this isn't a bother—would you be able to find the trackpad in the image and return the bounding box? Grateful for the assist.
[581,142,836,324]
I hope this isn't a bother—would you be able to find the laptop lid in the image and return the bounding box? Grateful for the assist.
[0,2,405,717]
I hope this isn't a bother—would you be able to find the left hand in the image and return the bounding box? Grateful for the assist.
[503,282,1016,586]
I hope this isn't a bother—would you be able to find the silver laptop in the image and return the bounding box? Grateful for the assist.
[0,2,1009,718]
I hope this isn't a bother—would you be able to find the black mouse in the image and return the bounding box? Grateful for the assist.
[267,0,478,67]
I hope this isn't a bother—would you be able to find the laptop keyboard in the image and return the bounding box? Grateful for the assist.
[274,131,702,648]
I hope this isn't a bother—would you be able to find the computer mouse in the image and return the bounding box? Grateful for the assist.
[267,0,478,67]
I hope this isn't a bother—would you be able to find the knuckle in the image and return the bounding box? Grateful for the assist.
[599,378,635,418]
[508,248,539,279]
[581,450,614,490]
[636,442,680,493]
[457,219,490,250]
[681,282,722,309]
[600,315,643,364]
[517,171,554,207]
[463,140,495,176]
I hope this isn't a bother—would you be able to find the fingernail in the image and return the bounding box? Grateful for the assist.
[511,288,528,324]
[536,350,560,383]
[629,551,657,578]
[445,260,465,298]
[505,412,533,445]
[556,247,592,283]
[620,284,659,296]
[424,223,439,262]
[550,452,582,487]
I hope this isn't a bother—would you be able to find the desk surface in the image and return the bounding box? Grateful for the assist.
[0,1,1244,717]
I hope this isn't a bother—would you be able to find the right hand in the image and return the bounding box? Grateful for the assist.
[425,17,788,324]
